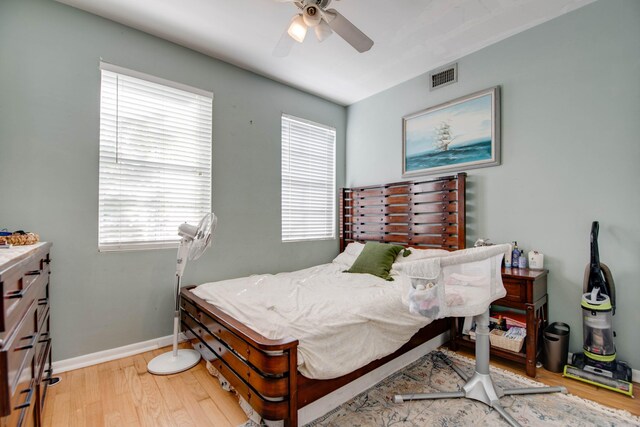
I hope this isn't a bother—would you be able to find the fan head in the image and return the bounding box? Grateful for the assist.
[187,212,216,260]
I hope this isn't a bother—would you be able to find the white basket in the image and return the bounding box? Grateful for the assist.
[489,329,524,353]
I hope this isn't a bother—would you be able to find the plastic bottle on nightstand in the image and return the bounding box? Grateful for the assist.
[518,251,527,268]
[512,242,520,268]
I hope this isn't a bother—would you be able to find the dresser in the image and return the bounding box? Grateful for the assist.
[450,268,549,377]
[0,243,52,427]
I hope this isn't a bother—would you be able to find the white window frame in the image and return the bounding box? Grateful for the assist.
[98,62,213,252]
[281,113,336,242]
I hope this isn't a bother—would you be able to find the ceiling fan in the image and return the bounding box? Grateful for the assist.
[274,0,374,56]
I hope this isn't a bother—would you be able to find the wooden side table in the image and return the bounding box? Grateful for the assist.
[449,268,549,377]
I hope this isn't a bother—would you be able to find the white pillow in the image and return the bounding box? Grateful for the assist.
[331,242,365,268]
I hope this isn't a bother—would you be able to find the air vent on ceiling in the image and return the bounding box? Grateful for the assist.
[429,63,457,90]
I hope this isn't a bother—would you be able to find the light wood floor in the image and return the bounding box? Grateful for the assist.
[42,344,638,426]
[42,344,249,427]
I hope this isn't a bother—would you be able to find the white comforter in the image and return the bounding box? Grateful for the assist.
[191,263,432,380]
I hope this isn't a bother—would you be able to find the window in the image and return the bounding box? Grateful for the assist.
[98,62,213,251]
[281,114,336,242]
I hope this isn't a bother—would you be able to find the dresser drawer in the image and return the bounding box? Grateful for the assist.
[36,341,52,419]
[34,283,49,334]
[1,252,49,343]
[34,312,50,380]
[502,279,526,303]
[5,376,36,427]
[0,300,37,417]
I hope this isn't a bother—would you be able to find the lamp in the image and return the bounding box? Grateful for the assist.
[287,14,307,43]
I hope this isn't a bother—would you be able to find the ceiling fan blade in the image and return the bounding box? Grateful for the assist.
[314,20,333,42]
[323,8,373,52]
[273,29,295,57]
[276,0,304,6]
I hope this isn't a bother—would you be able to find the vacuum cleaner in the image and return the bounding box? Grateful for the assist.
[563,222,634,397]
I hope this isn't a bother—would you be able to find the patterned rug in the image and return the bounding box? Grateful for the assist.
[306,350,639,427]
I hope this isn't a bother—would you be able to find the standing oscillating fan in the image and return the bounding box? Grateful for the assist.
[147,212,217,375]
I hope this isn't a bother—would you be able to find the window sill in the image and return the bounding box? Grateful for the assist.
[282,237,336,243]
[99,241,179,252]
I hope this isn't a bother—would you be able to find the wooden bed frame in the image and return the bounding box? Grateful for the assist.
[180,172,466,426]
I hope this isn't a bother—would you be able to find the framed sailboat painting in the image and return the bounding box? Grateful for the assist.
[402,86,500,177]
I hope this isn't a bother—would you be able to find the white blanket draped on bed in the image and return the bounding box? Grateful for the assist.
[191,244,508,380]
[191,263,434,379]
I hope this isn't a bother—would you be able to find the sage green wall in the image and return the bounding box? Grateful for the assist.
[346,0,640,369]
[0,0,346,361]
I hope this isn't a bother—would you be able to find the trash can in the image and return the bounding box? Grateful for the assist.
[543,322,570,373]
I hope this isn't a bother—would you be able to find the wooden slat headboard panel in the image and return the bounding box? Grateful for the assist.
[340,173,466,251]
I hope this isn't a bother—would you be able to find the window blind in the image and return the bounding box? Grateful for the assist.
[281,114,336,242]
[99,63,213,251]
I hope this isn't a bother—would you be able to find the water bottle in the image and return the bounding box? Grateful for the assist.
[512,242,520,268]
[518,251,527,268]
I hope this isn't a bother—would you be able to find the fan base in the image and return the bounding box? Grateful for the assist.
[147,349,201,375]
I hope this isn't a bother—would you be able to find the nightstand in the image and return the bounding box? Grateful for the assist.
[449,268,549,377]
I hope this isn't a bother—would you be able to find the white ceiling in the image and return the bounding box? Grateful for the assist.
[56,0,595,106]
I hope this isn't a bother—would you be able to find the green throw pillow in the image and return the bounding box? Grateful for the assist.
[346,242,404,281]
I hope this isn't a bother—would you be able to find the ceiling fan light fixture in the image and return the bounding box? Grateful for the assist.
[287,14,307,43]
[302,5,322,27]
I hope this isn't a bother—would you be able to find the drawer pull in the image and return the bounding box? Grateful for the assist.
[14,386,34,410]
[16,334,38,351]
[6,289,26,299]
[38,298,49,305]
[25,270,42,276]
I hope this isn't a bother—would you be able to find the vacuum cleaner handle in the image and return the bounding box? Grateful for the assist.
[585,221,615,312]
[590,221,600,269]
[586,222,607,296]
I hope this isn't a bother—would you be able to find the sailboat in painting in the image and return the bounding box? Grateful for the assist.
[433,121,456,151]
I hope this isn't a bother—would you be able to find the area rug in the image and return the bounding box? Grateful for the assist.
[306,350,639,427]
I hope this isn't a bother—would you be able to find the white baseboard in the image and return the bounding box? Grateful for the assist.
[52,333,187,374]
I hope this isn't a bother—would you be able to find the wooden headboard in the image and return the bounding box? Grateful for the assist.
[340,173,466,251]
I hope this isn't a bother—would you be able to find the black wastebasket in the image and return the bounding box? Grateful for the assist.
[543,322,570,373]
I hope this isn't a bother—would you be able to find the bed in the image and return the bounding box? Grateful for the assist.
[179,172,467,426]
